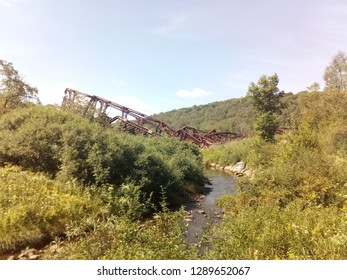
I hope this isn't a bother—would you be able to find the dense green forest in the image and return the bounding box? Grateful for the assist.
[1,52,347,259]
[153,92,298,135]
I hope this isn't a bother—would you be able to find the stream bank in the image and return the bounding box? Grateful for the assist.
[208,161,255,178]
[2,169,238,259]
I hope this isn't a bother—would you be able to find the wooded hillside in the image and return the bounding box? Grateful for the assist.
[153,92,299,135]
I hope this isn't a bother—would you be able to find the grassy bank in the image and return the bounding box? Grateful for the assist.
[202,91,347,259]
[0,166,105,252]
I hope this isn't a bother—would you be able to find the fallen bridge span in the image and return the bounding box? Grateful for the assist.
[62,88,243,147]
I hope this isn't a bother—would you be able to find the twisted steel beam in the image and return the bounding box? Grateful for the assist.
[62,88,243,147]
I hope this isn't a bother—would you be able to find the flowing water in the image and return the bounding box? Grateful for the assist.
[184,169,237,244]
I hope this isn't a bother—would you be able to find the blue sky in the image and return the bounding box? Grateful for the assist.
[1,0,347,114]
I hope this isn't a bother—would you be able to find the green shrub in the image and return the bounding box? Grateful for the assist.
[0,106,100,180]
[0,106,206,212]
[95,183,154,221]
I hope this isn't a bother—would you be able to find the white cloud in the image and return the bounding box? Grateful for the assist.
[176,88,212,98]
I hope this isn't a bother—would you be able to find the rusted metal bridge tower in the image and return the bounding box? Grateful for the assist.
[62,88,242,147]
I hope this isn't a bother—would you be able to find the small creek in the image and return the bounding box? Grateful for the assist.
[184,169,237,244]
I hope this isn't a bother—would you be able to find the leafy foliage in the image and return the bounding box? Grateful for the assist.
[0,105,206,211]
[0,105,206,256]
[247,74,285,141]
[154,93,296,138]
[254,112,279,141]
[0,59,39,114]
[154,98,257,134]
[323,51,347,93]
[247,74,284,114]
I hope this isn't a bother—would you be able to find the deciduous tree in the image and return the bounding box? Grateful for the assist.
[247,74,285,141]
[307,82,321,93]
[0,59,39,114]
[323,51,347,93]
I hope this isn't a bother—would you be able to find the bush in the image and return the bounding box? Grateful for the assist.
[93,183,154,221]
[0,106,99,179]
[0,105,206,213]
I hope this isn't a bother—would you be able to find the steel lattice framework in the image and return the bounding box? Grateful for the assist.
[62,88,243,147]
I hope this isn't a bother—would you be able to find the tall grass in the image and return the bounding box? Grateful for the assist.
[42,208,199,260]
[201,139,251,166]
[0,166,106,252]
[201,138,276,168]
[206,201,347,260]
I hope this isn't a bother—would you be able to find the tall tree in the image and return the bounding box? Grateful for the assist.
[323,51,347,93]
[247,73,285,141]
[0,59,39,114]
